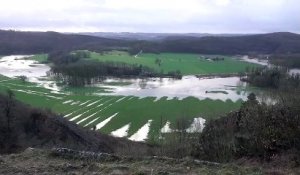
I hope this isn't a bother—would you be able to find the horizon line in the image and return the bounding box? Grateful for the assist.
[1,29,300,35]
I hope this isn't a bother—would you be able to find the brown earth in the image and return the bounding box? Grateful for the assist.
[1,148,299,175]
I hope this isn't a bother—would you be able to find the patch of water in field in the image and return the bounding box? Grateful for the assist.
[289,68,300,75]
[0,55,49,78]
[97,76,249,102]
[239,55,269,66]
[0,55,60,93]
[239,55,300,75]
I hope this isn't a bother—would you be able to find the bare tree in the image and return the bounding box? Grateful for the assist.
[4,89,15,131]
[19,75,27,83]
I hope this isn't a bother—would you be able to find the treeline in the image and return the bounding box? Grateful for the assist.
[49,50,182,86]
[129,32,300,55]
[51,60,181,86]
[242,66,300,89]
[1,30,300,55]
[48,50,91,64]
[269,54,300,68]
[0,30,130,55]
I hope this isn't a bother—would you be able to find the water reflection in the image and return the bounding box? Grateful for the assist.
[98,76,250,102]
[0,55,50,79]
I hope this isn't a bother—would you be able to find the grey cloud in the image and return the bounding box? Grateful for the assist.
[0,0,299,33]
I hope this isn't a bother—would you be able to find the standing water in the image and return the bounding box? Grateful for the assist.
[0,55,60,92]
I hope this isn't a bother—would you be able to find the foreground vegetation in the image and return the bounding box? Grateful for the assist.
[196,93,300,162]
[0,148,268,175]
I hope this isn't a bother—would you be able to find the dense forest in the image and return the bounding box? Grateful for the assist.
[1,30,300,55]
[129,32,300,55]
[0,30,130,55]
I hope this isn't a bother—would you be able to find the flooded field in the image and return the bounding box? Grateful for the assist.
[0,55,60,93]
[98,76,248,101]
[0,55,50,79]
[0,55,261,141]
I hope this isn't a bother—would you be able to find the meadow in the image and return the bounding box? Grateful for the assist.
[26,54,48,63]
[88,51,258,75]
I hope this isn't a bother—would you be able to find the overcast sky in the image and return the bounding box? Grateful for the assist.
[0,0,299,33]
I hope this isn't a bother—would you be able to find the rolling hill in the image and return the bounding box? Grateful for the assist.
[1,30,300,55]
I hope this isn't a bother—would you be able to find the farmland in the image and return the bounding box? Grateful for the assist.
[88,51,258,75]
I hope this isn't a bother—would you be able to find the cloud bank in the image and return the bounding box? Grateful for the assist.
[0,0,299,33]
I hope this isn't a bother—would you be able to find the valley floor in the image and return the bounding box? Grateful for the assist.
[1,148,299,175]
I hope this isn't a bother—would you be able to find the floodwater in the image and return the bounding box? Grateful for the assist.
[289,69,300,75]
[0,55,60,93]
[240,55,300,75]
[98,76,249,102]
[239,55,269,66]
[0,55,50,79]
[0,55,252,101]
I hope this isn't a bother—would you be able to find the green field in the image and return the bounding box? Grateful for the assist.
[27,51,258,75]
[29,54,48,63]
[88,51,258,75]
[0,75,243,140]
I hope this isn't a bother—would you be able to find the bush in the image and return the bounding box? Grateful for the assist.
[193,93,300,162]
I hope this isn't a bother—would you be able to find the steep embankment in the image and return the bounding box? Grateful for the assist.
[0,94,152,154]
